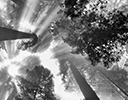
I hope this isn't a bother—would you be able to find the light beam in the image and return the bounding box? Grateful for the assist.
[8,64,20,77]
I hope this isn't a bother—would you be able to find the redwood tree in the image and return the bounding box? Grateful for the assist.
[51,0,128,68]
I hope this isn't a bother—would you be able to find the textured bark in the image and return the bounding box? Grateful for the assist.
[0,27,34,41]
[96,67,128,99]
[69,62,100,100]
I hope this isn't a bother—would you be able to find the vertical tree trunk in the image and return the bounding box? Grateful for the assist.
[69,61,100,100]
[0,27,34,41]
[96,67,128,99]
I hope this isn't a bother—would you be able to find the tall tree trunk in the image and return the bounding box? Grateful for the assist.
[69,61,100,100]
[95,67,128,99]
[0,27,34,41]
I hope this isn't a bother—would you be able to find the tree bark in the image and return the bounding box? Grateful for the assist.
[95,67,128,99]
[0,27,34,41]
[69,61,100,100]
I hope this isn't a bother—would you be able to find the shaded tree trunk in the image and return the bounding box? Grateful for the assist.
[96,67,128,99]
[69,61,100,100]
[0,27,34,41]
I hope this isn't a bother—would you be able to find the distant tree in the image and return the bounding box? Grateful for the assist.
[51,0,128,68]
[15,65,57,100]
[57,59,80,91]
[63,0,89,18]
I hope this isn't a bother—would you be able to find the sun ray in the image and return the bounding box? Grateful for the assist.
[36,6,61,36]
[33,5,50,28]
[0,49,8,61]
[0,0,85,100]
[8,64,21,77]
[18,0,38,31]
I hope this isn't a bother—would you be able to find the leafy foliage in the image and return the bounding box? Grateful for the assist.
[17,34,38,50]
[63,0,89,18]
[57,59,79,91]
[51,0,128,68]
[15,65,57,100]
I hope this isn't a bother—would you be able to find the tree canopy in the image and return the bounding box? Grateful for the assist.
[15,65,57,100]
[51,0,128,68]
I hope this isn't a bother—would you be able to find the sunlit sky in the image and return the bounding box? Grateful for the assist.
[5,43,84,100]
[0,0,128,100]
[0,0,84,100]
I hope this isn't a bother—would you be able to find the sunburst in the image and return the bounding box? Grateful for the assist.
[8,63,21,77]
[0,0,61,100]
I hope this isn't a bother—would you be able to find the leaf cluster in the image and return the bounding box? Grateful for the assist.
[52,0,128,68]
[15,65,56,100]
